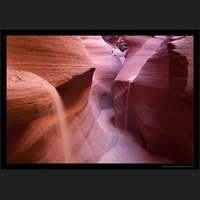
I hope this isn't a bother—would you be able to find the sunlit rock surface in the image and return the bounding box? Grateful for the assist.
[7,36,94,87]
[112,36,193,163]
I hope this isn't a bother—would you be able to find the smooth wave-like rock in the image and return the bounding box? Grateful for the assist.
[7,36,95,163]
[7,70,56,127]
[7,35,120,163]
[7,36,94,87]
[67,36,125,162]
[7,112,67,163]
[7,70,69,163]
[81,36,124,114]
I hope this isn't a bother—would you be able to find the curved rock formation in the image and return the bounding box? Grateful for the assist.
[81,36,124,113]
[121,36,151,57]
[79,36,172,164]
[7,35,123,164]
[71,36,125,162]
[7,36,93,87]
[7,70,55,127]
[7,70,69,163]
[7,36,95,163]
[112,36,193,163]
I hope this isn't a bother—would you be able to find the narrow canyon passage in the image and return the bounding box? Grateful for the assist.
[83,36,173,163]
[6,35,194,164]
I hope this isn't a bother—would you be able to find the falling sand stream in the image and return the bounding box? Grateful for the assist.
[122,37,166,132]
[42,80,71,163]
[7,70,71,163]
[124,82,131,130]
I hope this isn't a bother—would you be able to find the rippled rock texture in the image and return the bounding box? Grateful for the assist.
[7,36,94,87]
[7,36,95,163]
[7,35,125,163]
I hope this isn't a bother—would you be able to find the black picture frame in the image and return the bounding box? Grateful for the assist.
[1,29,199,170]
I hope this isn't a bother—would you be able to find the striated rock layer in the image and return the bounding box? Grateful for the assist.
[7,36,94,87]
[7,36,95,163]
[7,35,124,163]
[7,70,54,127]
[112,36,194,163]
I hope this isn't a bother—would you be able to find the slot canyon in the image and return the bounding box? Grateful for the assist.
[6,35,194,164]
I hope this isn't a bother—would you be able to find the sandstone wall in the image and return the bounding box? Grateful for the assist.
[112,36,194,163]
[7,36,95,163]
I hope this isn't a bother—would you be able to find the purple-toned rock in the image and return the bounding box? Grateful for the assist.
[112,36,193,163]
